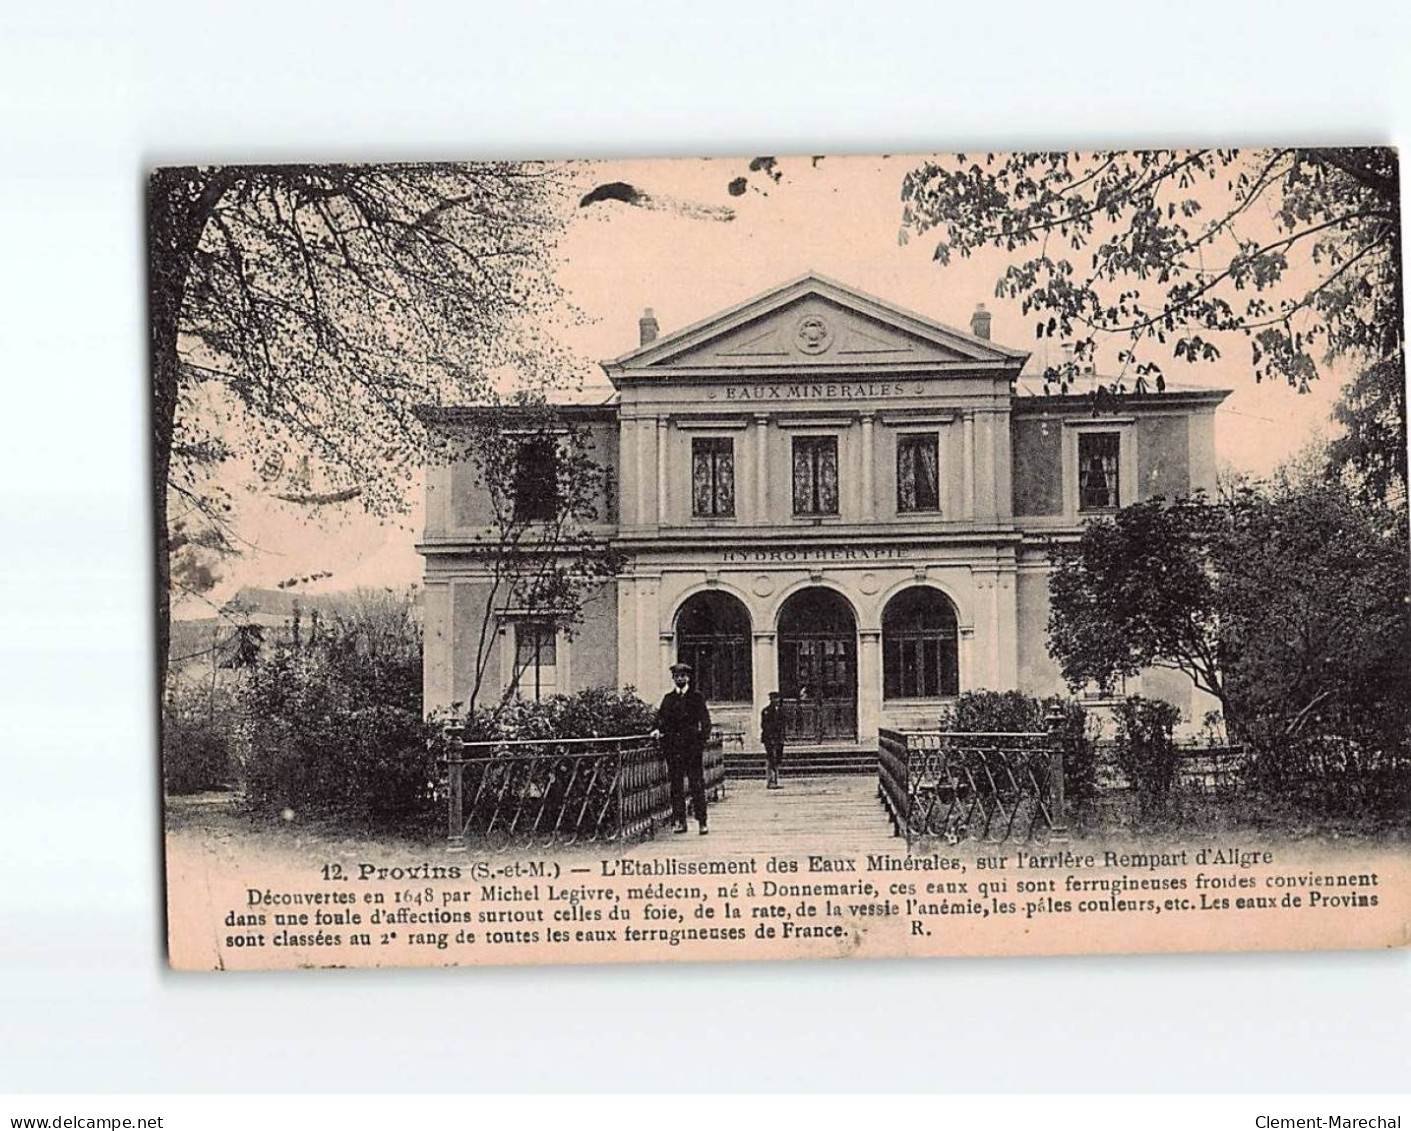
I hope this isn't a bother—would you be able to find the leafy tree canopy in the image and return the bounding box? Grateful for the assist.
[1047,482,1411,746]
[150,162,575,683]
[900,148,1404,500]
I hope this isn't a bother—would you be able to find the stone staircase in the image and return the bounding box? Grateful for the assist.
[725,744,877,779]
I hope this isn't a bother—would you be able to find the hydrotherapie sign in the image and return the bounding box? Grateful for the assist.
[719,546,908,564]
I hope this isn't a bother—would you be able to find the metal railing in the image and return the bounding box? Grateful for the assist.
[1092,741,1247,794]
[878,722,1067,845]
[444,732,725,849]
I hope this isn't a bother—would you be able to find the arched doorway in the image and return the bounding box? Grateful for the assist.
[675,591,752,704]
[777,588,857,743]
[882,586,960,700]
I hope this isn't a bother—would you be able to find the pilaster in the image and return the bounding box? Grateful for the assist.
[751,629,777,749]
[635,574,662,702]
[962,410,976,520]
[857,628,882,742]
[656,416,669,528]
[860,412,876,519]
[754,413,769,521]
[996,570,1018,688]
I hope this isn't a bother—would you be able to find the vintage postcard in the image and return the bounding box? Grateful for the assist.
[154,150,1409,970]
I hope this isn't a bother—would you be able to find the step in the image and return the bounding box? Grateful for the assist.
[729,767,876,779]
[725,749,879,778]
[727,758,877,769]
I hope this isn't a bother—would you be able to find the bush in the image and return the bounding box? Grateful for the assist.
[242,592,444,830]
[937,690,1097,804]
[1046,698,1099,804]
[453,686,656,744]
[1240,724,1411,817]
[162,682,239,794]
[938,689,1043,734]
[1112,696,1183,812]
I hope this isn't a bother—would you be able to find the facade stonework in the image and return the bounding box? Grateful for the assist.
[419,275,1227,747]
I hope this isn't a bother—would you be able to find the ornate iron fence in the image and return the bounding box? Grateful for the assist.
[445,732,725,849]
[878,723,1067,845]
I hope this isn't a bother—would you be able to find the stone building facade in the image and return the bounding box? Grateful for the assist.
[419,274,1227,748]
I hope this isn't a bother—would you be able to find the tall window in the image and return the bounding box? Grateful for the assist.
[882,587,959,699]
[513,436,558,521]
[692,437,735,517]
[792,436,839,515]
[897,432,940,513]
[675,592,752,702]
[1078,432,1120,511]
[513,621,557,700]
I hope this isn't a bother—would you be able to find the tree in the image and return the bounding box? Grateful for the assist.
[1047,482,1411,748]
[1047,495,1225,715]
[424,398,622,714]
[149,162,573,696]
[900,148,1404,499]
[1213,479,1411,751]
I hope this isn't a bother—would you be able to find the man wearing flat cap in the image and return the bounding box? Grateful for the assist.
[652,661,712,834]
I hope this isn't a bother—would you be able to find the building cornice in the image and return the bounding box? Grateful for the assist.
[1011,388,1230,414]
[606,359,1024,385]
[415,403,618,425]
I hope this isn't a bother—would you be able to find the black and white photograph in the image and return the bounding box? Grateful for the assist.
[152,150,1410,970]
[6,0,1411,1115]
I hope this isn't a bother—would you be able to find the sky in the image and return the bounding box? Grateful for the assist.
[178,152,1358,615]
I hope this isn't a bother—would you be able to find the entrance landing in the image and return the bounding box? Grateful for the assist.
[630,774,898,857]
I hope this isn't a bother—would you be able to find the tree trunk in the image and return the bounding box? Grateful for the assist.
[148,167,236,714]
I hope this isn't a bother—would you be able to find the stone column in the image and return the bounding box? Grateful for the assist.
[754,414,770,522]
[860,412,876,519]
[857,629,882,745]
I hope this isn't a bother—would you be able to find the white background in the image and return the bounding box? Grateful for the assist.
[1,0,1408,1094]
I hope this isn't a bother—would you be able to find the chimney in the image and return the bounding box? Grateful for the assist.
[970,303,991,340]
[639,307,659,346]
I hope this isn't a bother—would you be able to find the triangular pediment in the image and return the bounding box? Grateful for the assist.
[603,273,1027,380]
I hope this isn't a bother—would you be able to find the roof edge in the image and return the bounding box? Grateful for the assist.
[1011,388,1232,412]
[603,271,1030,371]
[416,403,619,424]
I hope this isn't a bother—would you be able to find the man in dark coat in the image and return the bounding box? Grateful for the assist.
[760,690,785,789]
[653,662,712,834]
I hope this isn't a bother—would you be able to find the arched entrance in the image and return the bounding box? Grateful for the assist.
[777,588,857,743]
[882,586,960,699]
[675,590,752,703]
